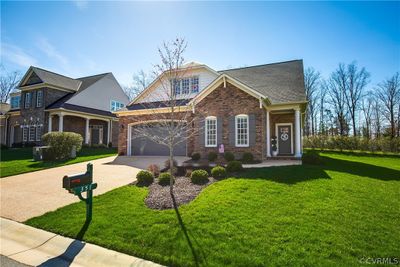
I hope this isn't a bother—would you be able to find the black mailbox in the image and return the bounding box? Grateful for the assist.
[62,164,93,190]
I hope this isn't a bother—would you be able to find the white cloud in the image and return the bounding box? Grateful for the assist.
[1,43,38,67]
[35,37,70,71]
[72,0,88,10]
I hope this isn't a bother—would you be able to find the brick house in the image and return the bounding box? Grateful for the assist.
[3,66,129,147]
[115,60,307,160]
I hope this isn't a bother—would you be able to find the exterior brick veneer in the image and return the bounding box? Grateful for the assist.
[191,82,265,161]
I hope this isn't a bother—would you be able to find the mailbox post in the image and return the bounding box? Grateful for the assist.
[63,163,97,222]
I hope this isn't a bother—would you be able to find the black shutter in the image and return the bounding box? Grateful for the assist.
[249,114,256,146]
[217,117,223,145]
[229,116,235,146]
[198,118,205,146]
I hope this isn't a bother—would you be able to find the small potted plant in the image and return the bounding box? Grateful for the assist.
[271,136,278,157]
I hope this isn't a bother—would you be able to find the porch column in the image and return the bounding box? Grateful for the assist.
[266,110,271,157]
[48,115,53,132]
[294,108,301,157]
[58,113,64,132]
[85,118,90,144]
[107,120,111,145]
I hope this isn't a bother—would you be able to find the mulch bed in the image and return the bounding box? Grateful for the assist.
[143,176,216,210]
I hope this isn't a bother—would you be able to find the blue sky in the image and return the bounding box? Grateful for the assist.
[1,1,399,88]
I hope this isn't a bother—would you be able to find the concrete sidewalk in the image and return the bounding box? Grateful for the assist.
[0,218,163,267]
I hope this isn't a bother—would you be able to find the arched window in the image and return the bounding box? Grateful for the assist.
[205,116,217,147]
[235,114,249,147]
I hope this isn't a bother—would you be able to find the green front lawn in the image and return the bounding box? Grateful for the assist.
[26,152,400,266]
[0,147,117,177]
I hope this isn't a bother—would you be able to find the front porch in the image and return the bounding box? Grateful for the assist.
[48,111,115,146]
[265,106,303,158]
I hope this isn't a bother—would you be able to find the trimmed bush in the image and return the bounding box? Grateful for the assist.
[191,153,201,161]
[147,164,160,177]
[191,169,209,184]
[211,166,227,179]
[226,160,243,173]
[224,152,235,162]
[136,170,154,185]
[302,150,323,165]
[158,172,174,186]
[208,152,218,162]
[241,152,254,163]
[42,132,83,160]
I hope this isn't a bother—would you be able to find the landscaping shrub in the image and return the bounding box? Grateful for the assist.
[136,170,154,186]
[208,152,218,162]
[302,150,323,165]
[211,166,227,179]
[158,172,174,186]
[42,132,83,160]
[226,160,243,173]
[224,152,235,162]
[191,153,201,161]
[191,169,209,184]
[303,135,400,153]
[147,164,160,177]
[241,152,254,163]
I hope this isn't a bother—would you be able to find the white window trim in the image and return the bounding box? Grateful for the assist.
[36,90,43,107]
[29,125,36,142]
[205,116,217,147]
[110,100,124,112]
[235,114,249,147]
[22,127,28,142]
[11,96,20,109]
[36,126,42,141]
[25,92,31,108]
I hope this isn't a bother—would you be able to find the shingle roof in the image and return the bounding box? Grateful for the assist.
[219,60,306,104]
[126,99,191,111]
[27,67,82,91]
[76,73,110,92]
[46,97,116,117]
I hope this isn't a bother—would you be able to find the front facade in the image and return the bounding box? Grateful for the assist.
[3,67,129,147]
[116,60,307,160]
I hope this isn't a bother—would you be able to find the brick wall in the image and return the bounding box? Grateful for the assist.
[192,82,265,161]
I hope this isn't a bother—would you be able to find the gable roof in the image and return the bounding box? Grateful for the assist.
[76,73,110,93]
[219,60,306,104]
[19,66,82,91]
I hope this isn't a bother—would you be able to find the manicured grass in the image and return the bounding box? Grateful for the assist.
[26,152,400,266]
[0,147,117,177]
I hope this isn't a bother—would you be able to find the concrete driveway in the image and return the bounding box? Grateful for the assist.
[0,156,189,222]
[0,156,141,222]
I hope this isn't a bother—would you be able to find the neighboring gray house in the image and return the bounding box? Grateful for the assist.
[4,66,129,147]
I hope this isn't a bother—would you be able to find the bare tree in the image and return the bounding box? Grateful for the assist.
[372,99,382,138]
[376,72,400,138]
[361,95,373,138]
[344,62,370,136]
[0,65,21,103]
[304,67,320,136]
[318,80,329,135]
[123,70,152,101]
[132,38,203,187]
[328,63,349,136]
